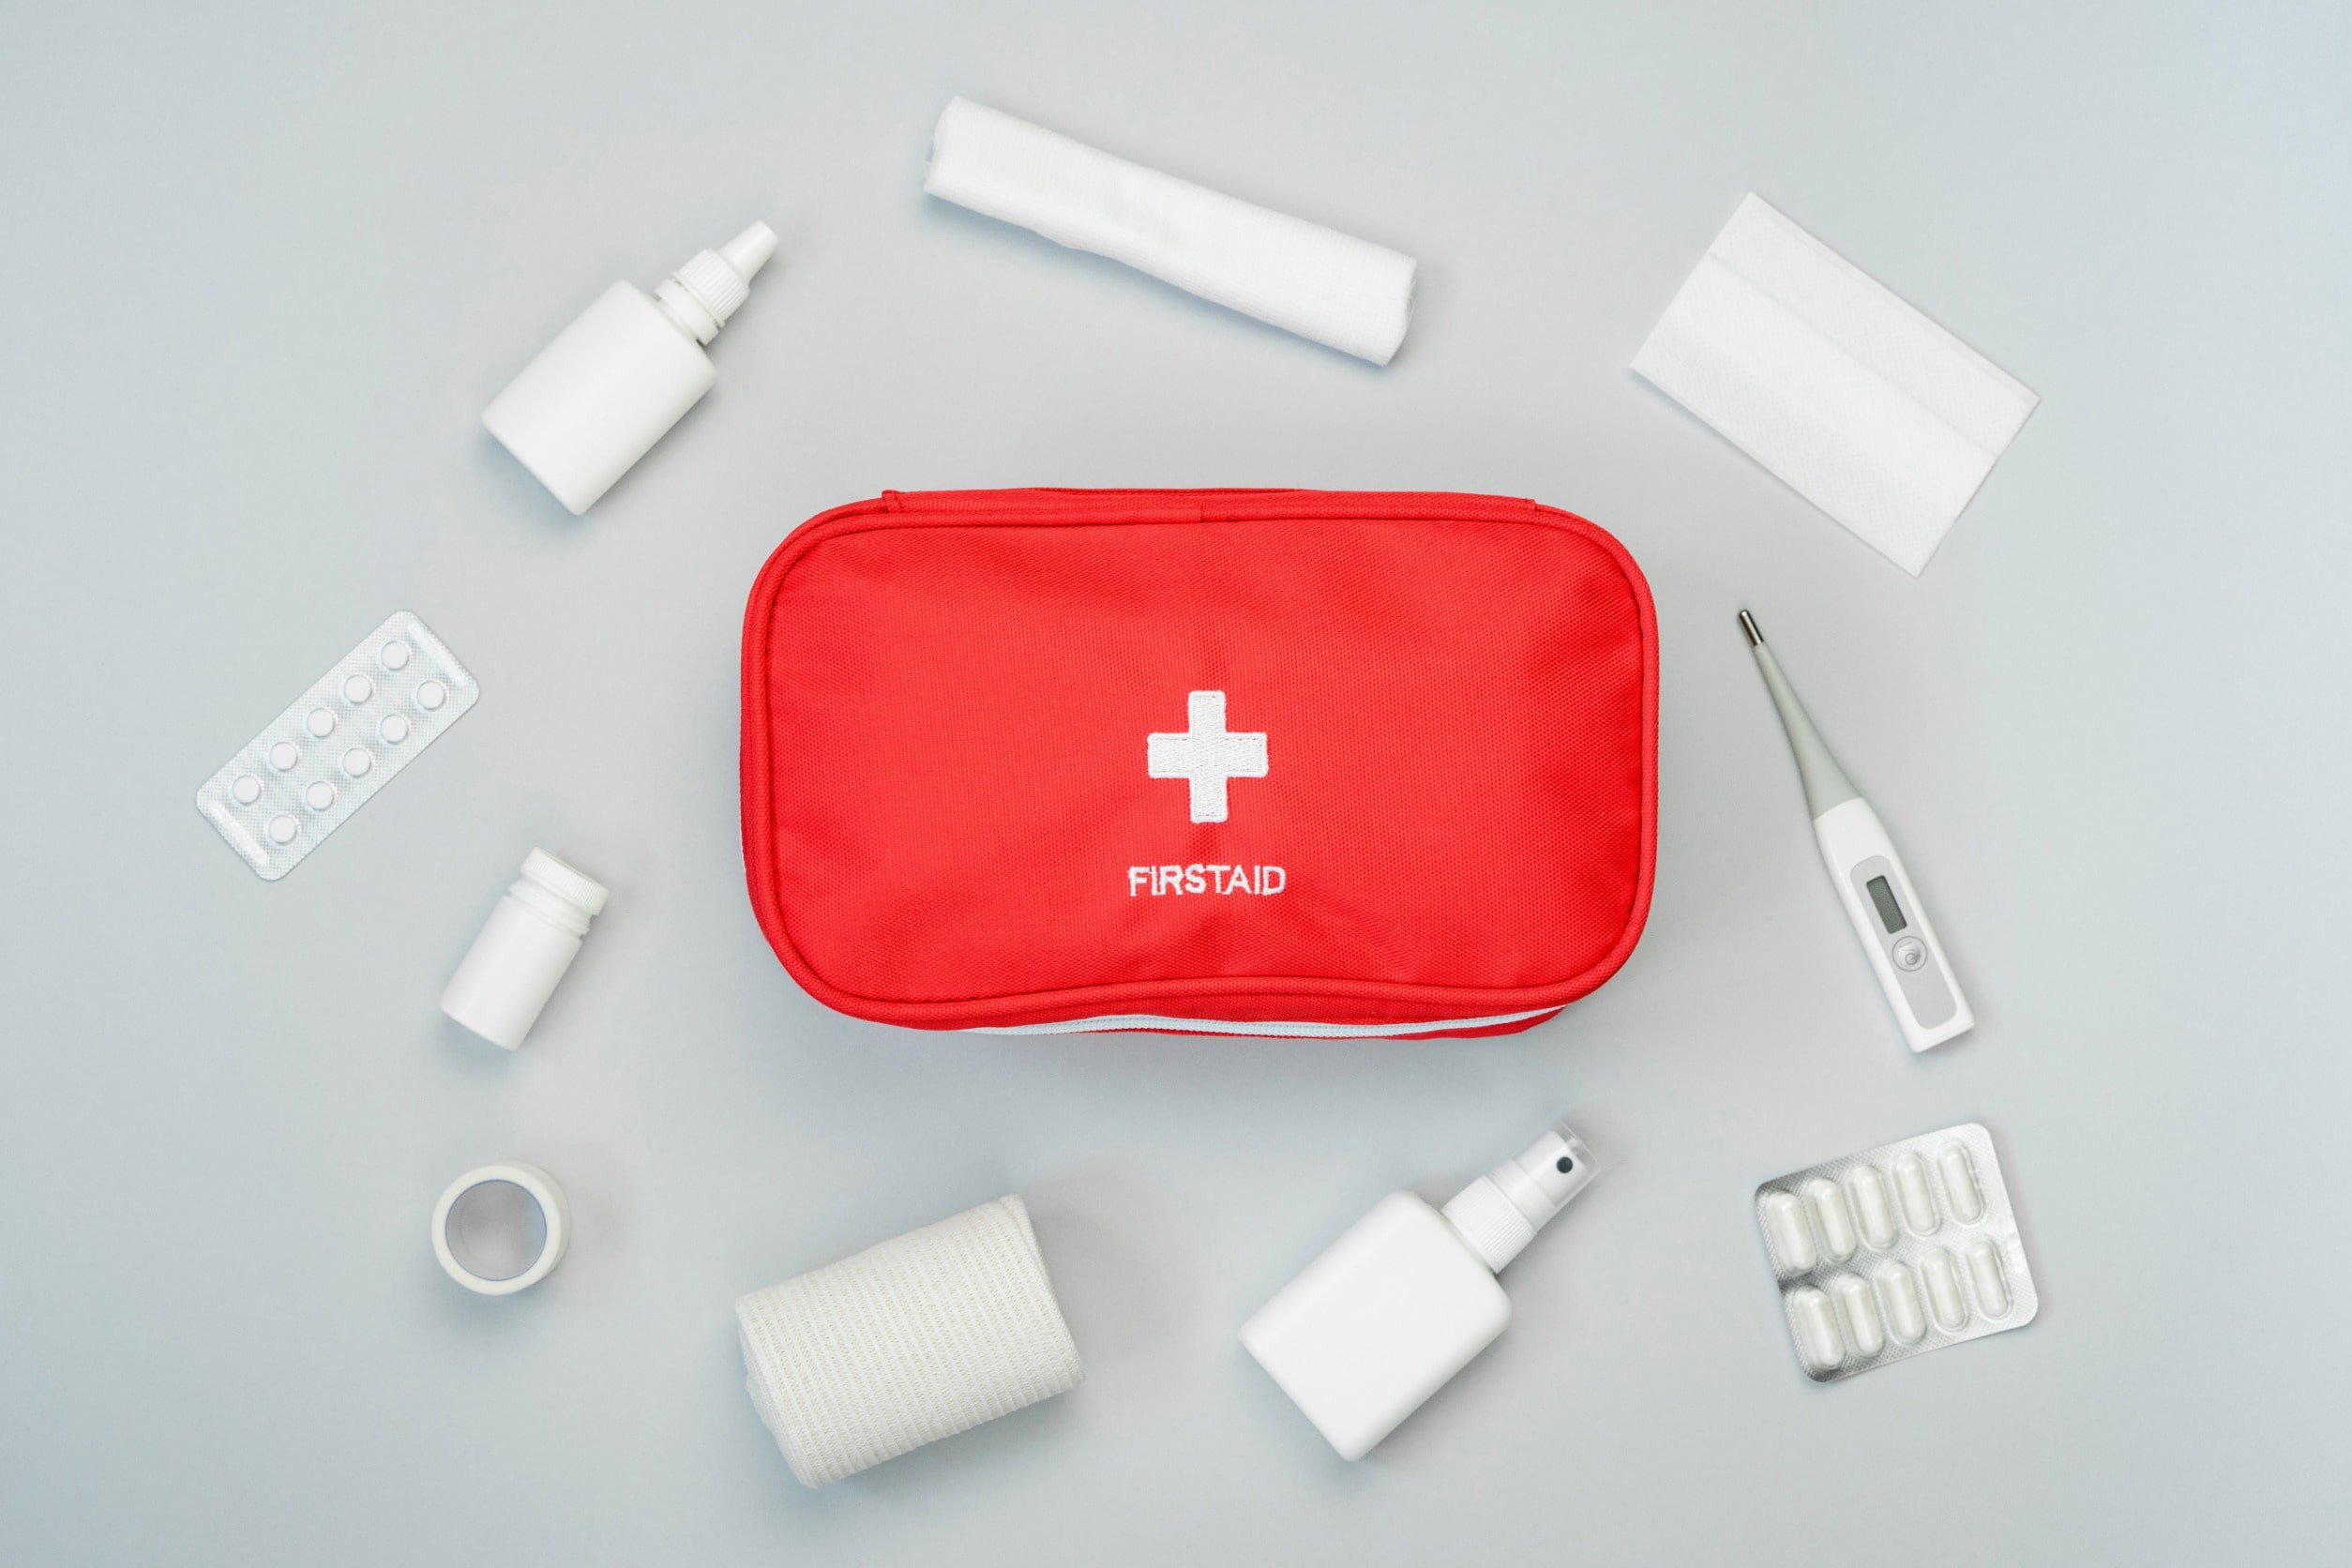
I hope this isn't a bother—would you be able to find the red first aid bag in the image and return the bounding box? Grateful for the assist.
[740,489,1656,1038]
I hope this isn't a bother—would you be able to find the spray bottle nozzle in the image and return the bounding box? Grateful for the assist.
[1440,1122,1598,1273]
[719,221,778,279]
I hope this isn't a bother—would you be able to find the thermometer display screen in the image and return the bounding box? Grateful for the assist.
[1865,875,1907,934]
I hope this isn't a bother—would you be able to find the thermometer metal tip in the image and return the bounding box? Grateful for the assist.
[1738,610,1857,818]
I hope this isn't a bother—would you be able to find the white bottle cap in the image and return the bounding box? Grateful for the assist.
[438,850,609,1049]
[516,847,609,921]
[1440,1123,1597,1273]
[655,221,778,343]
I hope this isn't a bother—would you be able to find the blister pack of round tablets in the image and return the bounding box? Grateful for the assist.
[1754,1122,2038,1382]
[195,611,478,880]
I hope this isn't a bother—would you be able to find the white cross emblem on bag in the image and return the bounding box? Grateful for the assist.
[1147,690,1269,824]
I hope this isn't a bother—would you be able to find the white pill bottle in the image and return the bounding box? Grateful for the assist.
[440,850,610,1049]
[483,222,776,514]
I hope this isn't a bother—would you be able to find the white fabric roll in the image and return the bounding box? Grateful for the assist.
[924,97,1417,366]
[1632,194,2040,575]
[736,1195,1084,1487]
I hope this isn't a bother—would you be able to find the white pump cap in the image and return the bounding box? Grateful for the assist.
[1440,1122,1598,1274]
[656,221,778,344]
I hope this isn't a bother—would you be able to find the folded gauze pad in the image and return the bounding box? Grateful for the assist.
[1633,195,2039,575]
[736,1196,1084,1487]
[924,97,1417,365]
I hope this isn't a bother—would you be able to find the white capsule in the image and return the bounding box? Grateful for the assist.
[1804,1177,1859,1261]
[1895,1152,1940,1235]
[1831,1274,1885,1359]
[1940,1142,1986,1224]
[416,680,446,712]
[1967,1237,2011,1318]
[231,774,264,806]
[341,672,374,705]
[341,747,373,777]
[1876,1261,1927,1345]
[268,740,301,772]
[1788,1286,1845,1375]
[1922,1246,1968,1332]
[1847,1164,1898,1250]
[306,707,337,738]
[1760,1189,1816,1274]
[304,780,337,812]
[266,813,299,845]
[379,713,412,746]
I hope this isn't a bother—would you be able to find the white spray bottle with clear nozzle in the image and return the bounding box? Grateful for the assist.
[484,222,777,514]
[1241,1121,1597,1459]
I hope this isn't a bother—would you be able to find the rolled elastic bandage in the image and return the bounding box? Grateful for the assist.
[925,97,1417,366]
[736,1195,1084,1487]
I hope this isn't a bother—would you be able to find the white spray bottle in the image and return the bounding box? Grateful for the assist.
[1241,1121,1597,1459]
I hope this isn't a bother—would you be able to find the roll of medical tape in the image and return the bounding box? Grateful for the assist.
[431,1162,570,1296]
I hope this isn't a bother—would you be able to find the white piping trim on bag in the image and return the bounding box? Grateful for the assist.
[968,1006,1556,1038]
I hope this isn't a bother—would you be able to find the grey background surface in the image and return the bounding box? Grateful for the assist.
[4,2,2348,1563]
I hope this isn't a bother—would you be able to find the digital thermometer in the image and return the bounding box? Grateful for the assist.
[1739,611,1972,1051]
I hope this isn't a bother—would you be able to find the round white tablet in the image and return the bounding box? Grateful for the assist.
[379,640,412,671]
[231,774,264,805]
[267,814,299,844]
[342,673,374,705]
[341,747,373,777]
[306,707,336,738]
[267,741,301,772]
[379,713,411,745]
[415,680,446,712]
[304,780,336,811]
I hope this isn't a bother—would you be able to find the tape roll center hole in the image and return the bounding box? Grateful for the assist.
[445,1180,547,1282]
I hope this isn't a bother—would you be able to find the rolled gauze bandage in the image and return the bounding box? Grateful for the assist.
[925,97,1417,365]
[736,1195,1084,1487]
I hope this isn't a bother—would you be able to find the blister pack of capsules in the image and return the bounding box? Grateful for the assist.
[196,611,478,880]
[1755,1123,2037,1382]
